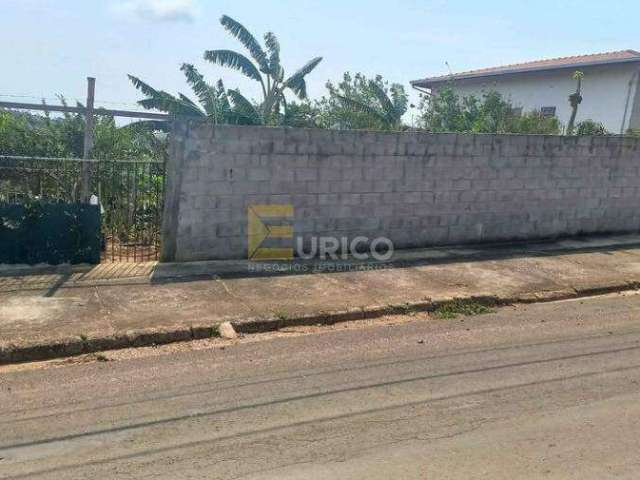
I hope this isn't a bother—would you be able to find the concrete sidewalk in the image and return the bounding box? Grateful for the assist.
[3,234,640,363]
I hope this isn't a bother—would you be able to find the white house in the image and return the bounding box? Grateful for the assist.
[411,50,640,133]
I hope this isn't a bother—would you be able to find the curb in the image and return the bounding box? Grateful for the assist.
[2,282,639,365]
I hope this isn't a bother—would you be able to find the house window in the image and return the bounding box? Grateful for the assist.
[540,106,556,118]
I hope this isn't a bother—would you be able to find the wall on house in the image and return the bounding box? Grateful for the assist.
[162,122,640,262]
[433,63,640,133]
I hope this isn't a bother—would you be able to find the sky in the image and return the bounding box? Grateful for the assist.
[1,0,639,121]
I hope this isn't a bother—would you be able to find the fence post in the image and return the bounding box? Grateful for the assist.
[80,77,95,203]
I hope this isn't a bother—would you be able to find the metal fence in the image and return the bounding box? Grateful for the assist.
[0,155,165,262]
[1,79,172,263]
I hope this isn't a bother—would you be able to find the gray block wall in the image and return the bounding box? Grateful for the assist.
[162,121,640,262]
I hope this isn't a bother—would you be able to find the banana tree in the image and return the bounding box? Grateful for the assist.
[128,63,262,125]
[204,15,323,125]
[334,78,408,130]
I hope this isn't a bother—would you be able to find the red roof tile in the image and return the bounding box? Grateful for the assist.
[412,50,640,87]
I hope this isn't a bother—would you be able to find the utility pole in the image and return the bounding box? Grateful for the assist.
[80,77,95,203]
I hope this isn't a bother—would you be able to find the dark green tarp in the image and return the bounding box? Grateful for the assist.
[0,203,101,265]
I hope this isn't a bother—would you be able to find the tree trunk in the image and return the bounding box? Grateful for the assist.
[566,74,583,136]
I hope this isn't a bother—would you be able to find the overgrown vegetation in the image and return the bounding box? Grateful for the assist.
[0,107,166,204]
[418,87,561,134]
[0,107,165,255]
[316,72,409,130]
[122,14,623,137]
[1,14,621,156]
[0,106,165,160]
[575,119,609,136]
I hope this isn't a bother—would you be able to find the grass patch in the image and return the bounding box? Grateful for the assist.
[387,303,420,316]
[433,299,494,319]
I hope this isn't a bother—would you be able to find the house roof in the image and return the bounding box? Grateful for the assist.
[411,50,640,88]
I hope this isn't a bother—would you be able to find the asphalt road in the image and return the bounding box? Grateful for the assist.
[2,294,640,479]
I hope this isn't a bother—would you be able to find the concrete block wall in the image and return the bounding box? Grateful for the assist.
[162,121,640,261]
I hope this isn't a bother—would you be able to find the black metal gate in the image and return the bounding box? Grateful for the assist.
[0,156,165,263]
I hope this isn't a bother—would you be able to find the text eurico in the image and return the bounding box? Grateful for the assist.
[248,204,393,262]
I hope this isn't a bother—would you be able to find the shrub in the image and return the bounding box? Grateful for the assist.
[576,119,609,136]
[419,87,561,134]
[506,111,562,135]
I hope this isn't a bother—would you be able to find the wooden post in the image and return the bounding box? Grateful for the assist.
[80,77,95,202]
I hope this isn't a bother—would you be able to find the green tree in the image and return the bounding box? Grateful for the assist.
[0,103,162,160]
[420,87,561,134]
[464,91,513,133]
[419,86,467,132]
[204,15,323,124]
[421,88,513,133]
[316,73,408,130]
